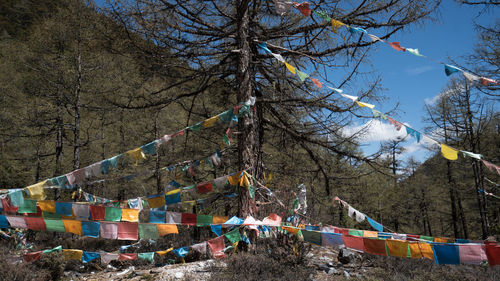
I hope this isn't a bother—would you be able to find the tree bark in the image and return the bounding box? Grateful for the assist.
[236,0,260,218]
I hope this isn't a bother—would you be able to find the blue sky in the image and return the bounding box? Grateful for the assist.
[342,1,498,163]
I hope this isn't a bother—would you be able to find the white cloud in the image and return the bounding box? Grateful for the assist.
[342,119,406,143]
[424,84,465,105]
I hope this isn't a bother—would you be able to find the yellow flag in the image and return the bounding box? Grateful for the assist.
[240,174,250,188]
[228,173,241,186]
[202,115,219,128]
[63,249,83,260]
[284,62,296,74]
[156,248,173,256]
[331,19,344,33]
[441,144,458,161]
[126,148,146,166]
[356,101,375,109]
[26,180,47,200]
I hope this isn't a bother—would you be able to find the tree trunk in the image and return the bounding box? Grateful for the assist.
[463,82,489,239]
[441,100,459,238]
[236,0,260,219]
[73,38,82,170]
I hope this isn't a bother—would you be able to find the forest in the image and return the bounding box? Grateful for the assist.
[0,0,498,280]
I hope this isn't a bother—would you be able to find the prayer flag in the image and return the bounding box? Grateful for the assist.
[18,199,37,214]
[461,151,482,160]
[405,127,421,143]
[25,217,46,231]
[202,116,219,128]
[8,190,24,207]
[459,244,487,265]
[147,194,166,209]
[367,34,381,42]
[462,72,480,82]
[126,148,146,166]
[197,215,213,226]
[224,228,242,244]
[141,141,158,156]
[44,218,65,232]
[208,236,226,259]
[441,143,459,160]
[389,42,405,51]
[196,182,213,194]
[0,215,9,228]
[149,210,166,223]
[173,247,189,258]
[366,216,383,232]
[386,239,409,258]
[89,205,105,220]
[211,225,222,236]
[63,249,83,261]
[138,252,155,262]
[296,70,309,82]
[293,2,311,16]
[343,236,365,251]
[444,64,461,76]
[284,62,296,74]
[105,207,122,222]
[100,253,119,264]
[73,204,90,220]
[118,222,138,240]
[480,77,497,86]
[363,238,387,256]
[311,78,323,88]
[331,19,344,33]
[121,209,139,222]
[63,219,82,236]
[139,223,159,239]
[82,252,100,263]
[191,242,207,255]
[24,251,42,262]
[119,253,138,261]
[166,211,182,224]
[314,10,331,21]
[348,26,367,34]
[82,221,100,238]
[321,232,343,247]
[257,42,272,53]
[406,48,423,57]
[26,180,47,200]
[302,230,322,245]
[433,243,460,264]
[272,0,293,16]
[157,224,178,236]
[485,242,500,266]
[100,222,118,239]
[182,213,197,225]
[156,248,173,256]
[213,215,229,224]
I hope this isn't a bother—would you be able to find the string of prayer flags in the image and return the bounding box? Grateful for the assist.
[334,196,384,232]
[8,101,254,194]
[277,4,499,86]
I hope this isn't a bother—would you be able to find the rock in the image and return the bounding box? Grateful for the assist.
[327,268,338,274]
[116,266,135,276]
[338,248,361,264]
[306,252,314,258]
[174,272,184,279]
[327,262,334,267]
[344,271,350,278]
[318,264,330,272]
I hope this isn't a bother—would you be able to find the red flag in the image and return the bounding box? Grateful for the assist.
[311,78,323,88]
[480,77,497,86]
[293,2,311,17]
[389,42,405,52]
